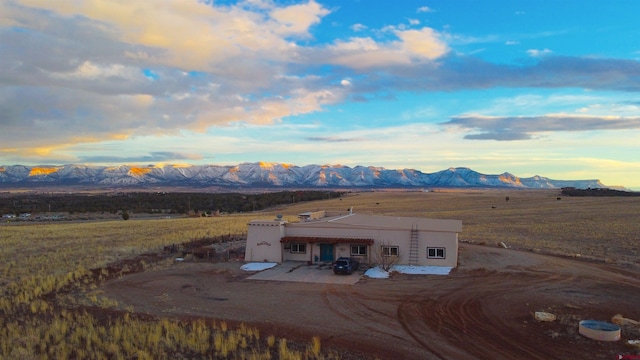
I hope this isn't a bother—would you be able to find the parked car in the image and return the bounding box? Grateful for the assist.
[333,257,360,275]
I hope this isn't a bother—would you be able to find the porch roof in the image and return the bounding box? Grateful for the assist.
[280,236,374,245]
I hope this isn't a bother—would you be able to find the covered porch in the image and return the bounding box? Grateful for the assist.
[280,236,374,264]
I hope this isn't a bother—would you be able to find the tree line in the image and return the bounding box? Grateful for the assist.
[560,188,640,197]
[0,191,342,216]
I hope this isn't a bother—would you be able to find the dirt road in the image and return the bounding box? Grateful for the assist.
[102,244,640,359]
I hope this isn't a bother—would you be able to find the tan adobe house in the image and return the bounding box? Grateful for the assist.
[245,210,462,268]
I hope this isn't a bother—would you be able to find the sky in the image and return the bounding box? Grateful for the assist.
[1,0,639,189]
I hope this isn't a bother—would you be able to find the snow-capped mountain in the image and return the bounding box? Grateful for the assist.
[0,162,608,189]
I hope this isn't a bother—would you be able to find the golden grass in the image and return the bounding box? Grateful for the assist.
[0,213,338,359]
[0,216,255,314]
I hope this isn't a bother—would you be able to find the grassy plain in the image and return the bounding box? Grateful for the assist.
[267,189,640,267]
[1,189,639,358]
[0,214,327,359]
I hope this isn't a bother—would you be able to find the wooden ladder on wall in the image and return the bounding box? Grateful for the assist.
[409,225,419,266]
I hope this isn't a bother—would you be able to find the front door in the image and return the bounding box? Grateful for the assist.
[319,244,334,262]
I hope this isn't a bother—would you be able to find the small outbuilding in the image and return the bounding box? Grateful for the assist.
[244,210,462,268]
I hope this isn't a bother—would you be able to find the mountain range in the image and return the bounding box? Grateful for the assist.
[0,162,609,190]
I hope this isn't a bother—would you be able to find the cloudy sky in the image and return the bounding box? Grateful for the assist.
[2,0,639,189]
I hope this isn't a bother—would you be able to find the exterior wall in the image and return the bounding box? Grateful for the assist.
[244,220,286,262]
[302,243,371,264]
[334,243,355,260]
[284,243,311,262]
[418,231,458,267]
[283,225,459,267]
[284,227,415,265]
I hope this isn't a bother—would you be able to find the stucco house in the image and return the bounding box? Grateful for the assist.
[244,209,462,268]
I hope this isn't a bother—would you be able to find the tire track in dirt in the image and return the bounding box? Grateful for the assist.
[395,252,640,360]
[396,269,580,360]
[321,284,406,341]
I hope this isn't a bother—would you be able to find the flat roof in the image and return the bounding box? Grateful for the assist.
[287,213,462,232]
[281,236,374,245]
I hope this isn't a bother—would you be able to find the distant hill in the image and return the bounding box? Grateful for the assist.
[560,188,639,197]
[0,162,610,190]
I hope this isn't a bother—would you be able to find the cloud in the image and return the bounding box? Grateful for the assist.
[324,27,449,69]
[527,48,553,57]
[441,114,640,141]
[353,55,640,93]
[306,136,362,143]
[417,6,432,13]
[4,0,328,73]
[351,23,367,32]
[269,0,330,37]
[78,152,203,163]
[0,0,349,157]
[397,28,448,58]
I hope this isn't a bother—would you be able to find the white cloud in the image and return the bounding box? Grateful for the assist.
[10,0,329,72]
[527,48,553,57]
[417,6,432,13]
[269,0,330,37]
[396,28,448,59]
[351,23,367,32]
[327,27,448,69]
[331,37,380,51]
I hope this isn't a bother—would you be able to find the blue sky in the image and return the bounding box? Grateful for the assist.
[1,0,639,189]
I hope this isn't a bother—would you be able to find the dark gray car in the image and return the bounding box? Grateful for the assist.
[333,257,360,275]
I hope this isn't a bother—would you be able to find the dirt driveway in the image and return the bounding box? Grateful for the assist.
[101,244,640,359]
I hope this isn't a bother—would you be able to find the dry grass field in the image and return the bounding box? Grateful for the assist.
[269,189,640,268]
[1,189,639,359]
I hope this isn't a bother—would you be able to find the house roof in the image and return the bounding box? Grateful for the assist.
[287,213,462,232]
[281,236,374,245]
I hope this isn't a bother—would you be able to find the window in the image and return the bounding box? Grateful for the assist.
[427,247,446,259]
[381,246,399,257]
[351,245,367,256]
[290,243,306,254]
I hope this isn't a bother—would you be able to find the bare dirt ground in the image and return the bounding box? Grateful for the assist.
[102,244,640,360]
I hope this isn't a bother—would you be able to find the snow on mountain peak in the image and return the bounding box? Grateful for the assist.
[28,167,60,176]
[0,162,610,190]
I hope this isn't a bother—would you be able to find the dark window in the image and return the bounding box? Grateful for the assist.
[351,245,367,256]
[382,246,399,257]
[291,243,306,254]
[427,247,445,259]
